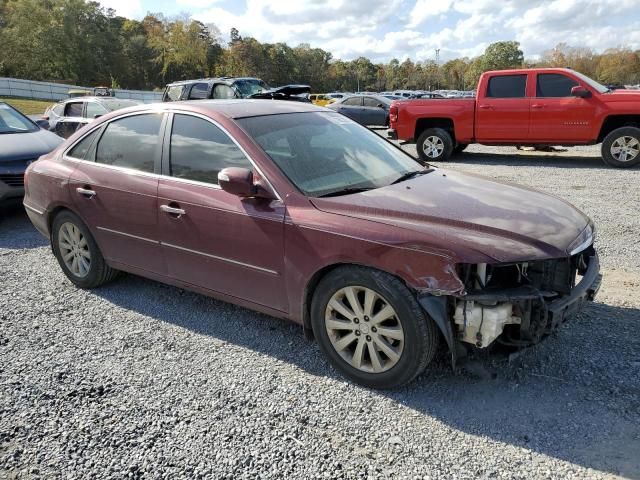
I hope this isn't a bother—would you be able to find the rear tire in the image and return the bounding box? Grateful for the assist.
[416,128,453,163]
[311,266,439,389]
[601,126,640,168]
[51,210,119,289]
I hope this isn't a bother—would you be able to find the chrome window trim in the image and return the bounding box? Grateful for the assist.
[62,108,283,201]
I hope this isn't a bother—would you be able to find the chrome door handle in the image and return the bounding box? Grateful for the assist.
[76,187,96,198]
[160,204,186,217]
[478,104,492,110]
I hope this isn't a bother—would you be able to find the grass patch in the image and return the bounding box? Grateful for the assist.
[0,97,54,115]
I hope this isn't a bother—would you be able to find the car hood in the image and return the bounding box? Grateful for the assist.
[0,128,63,162]
[310,169,590,263]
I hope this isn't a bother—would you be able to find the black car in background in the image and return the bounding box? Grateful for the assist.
[43,97,140,138]
[162,77,311,102]
[0,102,62,203]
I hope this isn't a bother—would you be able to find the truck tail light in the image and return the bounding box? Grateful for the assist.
[389,104,398,125]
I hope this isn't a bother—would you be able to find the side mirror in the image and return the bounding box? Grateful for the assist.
[35,119,50,130]
[571,86,591,98]
[218,167,274,199]
[377,103,385,108]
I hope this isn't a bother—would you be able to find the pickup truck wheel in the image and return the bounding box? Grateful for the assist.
[311,266,439,389]
[601,127,640,168]
[416,128,453,162]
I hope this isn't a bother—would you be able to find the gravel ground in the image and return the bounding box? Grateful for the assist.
[1,145,639,479]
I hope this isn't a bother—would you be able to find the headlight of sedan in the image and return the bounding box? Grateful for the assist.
[568,222,595,256]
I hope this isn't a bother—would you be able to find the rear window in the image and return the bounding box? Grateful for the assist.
[164,85,184,102]
[486,75,527,98]
[65,102,84,117]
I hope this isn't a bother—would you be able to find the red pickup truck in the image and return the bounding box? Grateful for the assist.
[388,68,640,168]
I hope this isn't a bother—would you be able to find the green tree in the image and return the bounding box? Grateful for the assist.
[481,41,524,71]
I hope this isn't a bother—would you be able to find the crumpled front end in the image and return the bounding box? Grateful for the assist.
[418,243,602,365]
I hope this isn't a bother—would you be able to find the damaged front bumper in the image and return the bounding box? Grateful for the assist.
[418,251,602,367]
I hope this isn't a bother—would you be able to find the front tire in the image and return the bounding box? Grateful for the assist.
[311,266,439,389]
[416,128,453,163]
[601,126,640,168]
[52,210,119,289]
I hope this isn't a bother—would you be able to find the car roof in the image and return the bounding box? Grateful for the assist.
[114,99,326,120]
[484,67,575,75]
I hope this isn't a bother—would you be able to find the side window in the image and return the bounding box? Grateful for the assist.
[95,114,162,172]
[64,102,84,117]
[363,97,381,107]
[188,83,209,100]
[537,73,579,97]
[52,104,64,116]
[486,75,527,98]
[67,128,101,160]
[212,84,236,99]
[343,97,361,106]
[164,85,184,102]
[170,114,251,185]
[85,102,108,118]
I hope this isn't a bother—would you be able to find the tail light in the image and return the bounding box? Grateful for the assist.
[389,104,398,125]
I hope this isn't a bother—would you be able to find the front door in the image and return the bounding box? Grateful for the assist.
[529,72,597,142]
[475,73,530,142]
[362,97,386,126]
[67,113,166,274]
[157,113,287,312]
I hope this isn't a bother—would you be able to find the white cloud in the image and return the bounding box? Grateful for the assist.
[189,0,640,62]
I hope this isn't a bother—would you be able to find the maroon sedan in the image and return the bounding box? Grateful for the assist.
[23,100,601,388]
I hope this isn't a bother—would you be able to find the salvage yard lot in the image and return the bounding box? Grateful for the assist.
[1,144,639,479]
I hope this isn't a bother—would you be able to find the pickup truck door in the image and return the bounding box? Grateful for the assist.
[475,74,530,142]
[529,73,597,143]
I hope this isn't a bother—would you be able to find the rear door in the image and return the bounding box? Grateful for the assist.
[336,97,364,123]
[475,73,530,142]
[529,72,597,142]
[157,113,287,311]
[67,112,166,274]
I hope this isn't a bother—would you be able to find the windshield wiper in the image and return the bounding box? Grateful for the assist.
[317,187,375,198]
[391,168,433,185]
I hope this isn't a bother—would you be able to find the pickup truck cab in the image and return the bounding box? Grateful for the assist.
[389,68,640,168]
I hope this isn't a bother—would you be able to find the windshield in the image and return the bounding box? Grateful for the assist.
[238,112,423,197]
[572,70,609,94]
[233,79,270,97]
[0,103,38,134]
[100,99,139,111]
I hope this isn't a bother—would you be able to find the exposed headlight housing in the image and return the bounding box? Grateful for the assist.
[568,222,595,256]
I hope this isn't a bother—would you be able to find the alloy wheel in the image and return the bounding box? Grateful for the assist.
[325,286,404,373]
[610,136,640,163]
[422,136,445,158]
[58,222,91,278]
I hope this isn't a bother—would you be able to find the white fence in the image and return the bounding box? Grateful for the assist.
[0,77,163,103]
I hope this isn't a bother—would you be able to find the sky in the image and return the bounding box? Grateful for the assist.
[99,0,640,63]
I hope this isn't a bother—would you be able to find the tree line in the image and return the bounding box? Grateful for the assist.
[1,0,639,92]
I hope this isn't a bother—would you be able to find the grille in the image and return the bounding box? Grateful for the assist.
[0,173,25,187]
